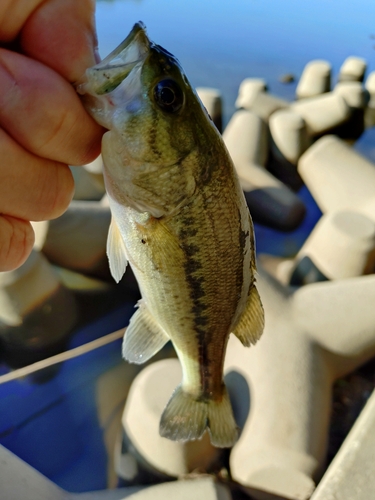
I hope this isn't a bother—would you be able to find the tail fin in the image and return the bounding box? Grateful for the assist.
[159,385,238,448]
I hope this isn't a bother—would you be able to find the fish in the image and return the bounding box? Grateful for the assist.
[76,22,264,448]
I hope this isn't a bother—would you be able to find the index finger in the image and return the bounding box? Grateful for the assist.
[0,0,98,83]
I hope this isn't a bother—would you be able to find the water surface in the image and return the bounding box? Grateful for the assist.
[96,0,375,123]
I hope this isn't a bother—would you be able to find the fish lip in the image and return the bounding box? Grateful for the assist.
[76,22,150,96]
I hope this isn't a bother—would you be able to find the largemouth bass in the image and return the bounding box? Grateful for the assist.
[77,22,264,448]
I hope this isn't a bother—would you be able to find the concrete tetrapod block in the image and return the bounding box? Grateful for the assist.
[291,92,350,136]
[125,477,232,500]
[240,90,290,122]
[291,210,375,281]
[338,56,367,82]
[298,135,375,220]
[364,72,375,126]
[257,254,296,287]
[333,81,369,140]
[235,78,267,109]
[226,267,375,500]
[82,155,106,193]
[310,389,375,500]
[0,444,143,500]
[334,81,369,109]
[120,359,221,481]
[223,109,268,174]
[32,200,111,279]
[0,250,78,366]
[269,109,311,165]
[295,60,331,99]
[71,165,106,201]
[261,210,375,286]
[84,154,104,175]
[223,110,306,231]
[365,70,375,107]
[196,87,223,133]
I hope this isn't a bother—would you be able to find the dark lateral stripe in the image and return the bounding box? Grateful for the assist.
[179,214,210,394]
[236,208,250,298]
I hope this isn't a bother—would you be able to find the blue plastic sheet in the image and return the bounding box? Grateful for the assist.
[0,303,134,492]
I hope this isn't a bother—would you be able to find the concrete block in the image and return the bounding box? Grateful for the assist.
[310,389,375,500]
[0,444,67,500]
[196,87,223,132]
[339,56,367,82]
[235,78,288,121]
[223,109,268,178]
[269,109,311,165]
[120,359,221,480]
[296,60,331,99]
[334,81,369,109]
[32,200,111,279]
[226,267,375,499]
[291,93,350,135]
[257,254,296,286]
[364,106,375,128]
[124,477,232,500]
[235,78,267,109]
[260,208,375,286]
[243,185,306,231]
[0,444,144,500]
[298,135,375,220]
[293,210,375,280]
[0,250,78,366]
[83,154,104,175]
[223,109,306,230]
[70,164,106,201]
[96,363,144,489]
[266,110,308,189]
[332,82,368,140]
[243,91,290,122]
[77,489,143,500]
[365,70,375,107]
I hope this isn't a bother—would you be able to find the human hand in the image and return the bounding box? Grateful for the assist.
[0,0,104,271]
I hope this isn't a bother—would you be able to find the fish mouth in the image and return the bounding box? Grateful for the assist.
[76,22,150,96]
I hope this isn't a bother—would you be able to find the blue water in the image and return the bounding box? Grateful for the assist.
[96,0,375,122]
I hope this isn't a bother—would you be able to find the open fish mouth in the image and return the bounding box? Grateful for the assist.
[76,22,150,96]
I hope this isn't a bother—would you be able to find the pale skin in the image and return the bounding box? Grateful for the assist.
[0,0,104,271]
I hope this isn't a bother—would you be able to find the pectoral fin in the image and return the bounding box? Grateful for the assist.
[232,284,264,347]
[123,302,170,364]
[107,217,128,283]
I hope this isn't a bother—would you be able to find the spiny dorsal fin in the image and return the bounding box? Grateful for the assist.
[123,302,170,364]
[232,284,264,347]
[107,217,128,283]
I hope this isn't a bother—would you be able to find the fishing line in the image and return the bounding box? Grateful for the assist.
[0,328,126,385]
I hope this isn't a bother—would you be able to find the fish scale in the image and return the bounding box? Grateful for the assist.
[77,22,264,448]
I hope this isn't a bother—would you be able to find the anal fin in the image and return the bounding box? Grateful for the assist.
[107,217,128,283]
[123,302,170,364]
[232,284,264,347]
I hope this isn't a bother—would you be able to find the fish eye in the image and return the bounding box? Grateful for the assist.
[153,78,184,113]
